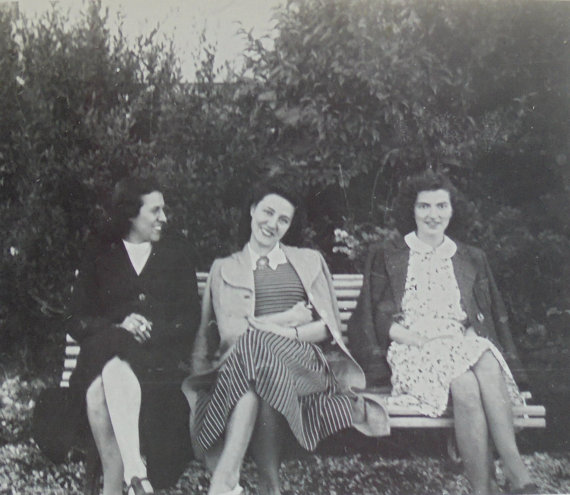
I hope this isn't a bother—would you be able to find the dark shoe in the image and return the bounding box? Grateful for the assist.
[510,483,540,494]
[126,476,154,495]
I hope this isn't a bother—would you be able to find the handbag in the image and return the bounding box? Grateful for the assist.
[31,387,83,463]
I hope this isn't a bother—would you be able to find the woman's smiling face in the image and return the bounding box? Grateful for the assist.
[127,191,167,243]
[249,193,295,253]
[414,189,453,243]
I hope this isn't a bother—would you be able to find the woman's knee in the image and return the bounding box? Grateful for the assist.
[101,357,140,389]
[101,356,128,377]
[86,376,106,414]
[451,371,482,409]
[473,351,501,378]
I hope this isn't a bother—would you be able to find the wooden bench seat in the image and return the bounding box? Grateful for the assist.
[60,272,546,430]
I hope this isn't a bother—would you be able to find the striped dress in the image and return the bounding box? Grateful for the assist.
[191,262,354,457]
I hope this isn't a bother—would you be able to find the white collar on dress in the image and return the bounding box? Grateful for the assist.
[247,242,288,271]
[404,232,457,259]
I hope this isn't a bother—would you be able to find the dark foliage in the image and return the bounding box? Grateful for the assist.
[0,0,568,360]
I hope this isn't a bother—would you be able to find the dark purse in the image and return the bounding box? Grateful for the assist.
[31,387,83,463]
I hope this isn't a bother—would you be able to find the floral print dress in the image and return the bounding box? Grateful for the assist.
[386,232,523,417]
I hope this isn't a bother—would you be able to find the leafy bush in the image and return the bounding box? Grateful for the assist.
[475,207,570,328]
[0,0,568,360]
[0,3,184,326]
[0,375,46,444]
[241,0,569,333]
[332,224,397,272]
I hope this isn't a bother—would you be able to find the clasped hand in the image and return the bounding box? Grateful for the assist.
[247,301,313,336]
[118,313,153,343]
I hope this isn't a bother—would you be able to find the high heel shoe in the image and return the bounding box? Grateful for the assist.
[125,476,154,495]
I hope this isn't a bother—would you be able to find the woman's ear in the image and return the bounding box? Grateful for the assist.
[250,204,256,217]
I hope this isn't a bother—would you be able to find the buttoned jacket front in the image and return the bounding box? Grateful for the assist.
[347,235,528,386]
[67,236,200,370]
[193,244,366,393]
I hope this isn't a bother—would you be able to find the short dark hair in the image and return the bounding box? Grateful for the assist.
[392,170,469,236]
[237,176,306,247]
[111,176,162,238]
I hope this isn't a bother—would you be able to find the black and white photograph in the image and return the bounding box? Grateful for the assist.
[0,1,568,494]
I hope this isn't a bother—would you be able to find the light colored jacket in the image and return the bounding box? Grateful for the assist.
[192,244,365,392]
[187,244,389,437]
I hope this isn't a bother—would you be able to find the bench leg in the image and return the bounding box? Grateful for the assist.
[83,438,101,495]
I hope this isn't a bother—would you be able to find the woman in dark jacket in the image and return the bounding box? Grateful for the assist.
[348,171,536,495]
[67,177,200,495]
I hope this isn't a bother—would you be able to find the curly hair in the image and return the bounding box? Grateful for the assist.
[110,176,162,239]
[392,170,470,237]
[237,176,306,247]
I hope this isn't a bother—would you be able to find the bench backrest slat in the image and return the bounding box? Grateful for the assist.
[60,272,362,387]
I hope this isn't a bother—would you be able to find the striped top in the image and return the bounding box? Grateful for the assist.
[254,262,306,316]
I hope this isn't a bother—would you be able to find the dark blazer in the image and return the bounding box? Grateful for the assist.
[48,236,201,487]
[66,235,200,372]
[347,235,528,387]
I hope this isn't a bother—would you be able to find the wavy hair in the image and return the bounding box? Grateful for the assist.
[110,176,162,239]
[237,176,306,247]
[392,170,469,237]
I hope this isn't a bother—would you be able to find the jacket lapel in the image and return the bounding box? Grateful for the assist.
[452,242,477,311]
[217,244,320,312]
[219,245,255,291]
[103,241,138,282]
[281,245,320,292]
[384,237,409,310]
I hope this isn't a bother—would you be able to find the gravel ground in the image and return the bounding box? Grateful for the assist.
[1,332,569,495]
[1,440,569,495]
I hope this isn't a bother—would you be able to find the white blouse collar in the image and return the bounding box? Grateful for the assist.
[247,242,288,271]
[123,239,152,251]
[122,240,152,275]
[404,232,457,259]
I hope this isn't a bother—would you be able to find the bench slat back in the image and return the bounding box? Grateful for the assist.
[60,272,362,388]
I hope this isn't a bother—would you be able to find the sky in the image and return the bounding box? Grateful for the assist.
[17,0,283,80]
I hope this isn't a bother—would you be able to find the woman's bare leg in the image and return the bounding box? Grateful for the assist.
[249,401,285,495]
[451,370,491,495]
[86,376,124,495]
[101,357,149,488]
[204,439,224,474]
[472,351,531,489]
[208,388,260,495]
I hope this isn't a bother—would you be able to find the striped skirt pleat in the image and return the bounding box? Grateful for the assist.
[192,329,353,456]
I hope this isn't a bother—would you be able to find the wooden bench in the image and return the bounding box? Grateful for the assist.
[59,272,546,493]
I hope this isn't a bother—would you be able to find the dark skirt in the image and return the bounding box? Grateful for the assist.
[68,326,192,489]
[191,329,354,458]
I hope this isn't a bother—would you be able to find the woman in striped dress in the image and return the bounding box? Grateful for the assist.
[183,179,388,495]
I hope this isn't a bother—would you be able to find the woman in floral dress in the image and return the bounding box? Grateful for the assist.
[348,170,537,495]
